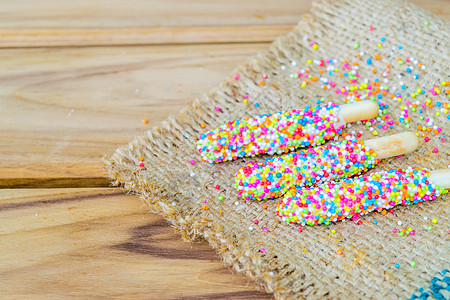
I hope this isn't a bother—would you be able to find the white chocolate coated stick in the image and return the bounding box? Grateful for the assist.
[235,132,419,201]
[277,167,449,226]
[197,101,379,164]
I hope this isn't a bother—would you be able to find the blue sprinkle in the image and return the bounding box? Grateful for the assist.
[436,102,441,107]
[398,45,403,49]
[254,102,260,107]
[373,220,378,224]
[381,37,386,42]
[367,58,372,65]
[414,74,419,79]
[406,68,412,73]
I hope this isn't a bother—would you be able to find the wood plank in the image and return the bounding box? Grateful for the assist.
[0,0,311,29]
[0,0,310,47]
[0,43,269,180]
[1,0,447,48]
[0,189,271,298]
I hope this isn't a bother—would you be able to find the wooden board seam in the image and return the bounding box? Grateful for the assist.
[0,25,294,48]
[0,177,111,189]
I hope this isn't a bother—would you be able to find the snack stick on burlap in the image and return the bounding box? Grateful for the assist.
[235,132,418,201]
[277,167,449,226]
[197,101,378,164]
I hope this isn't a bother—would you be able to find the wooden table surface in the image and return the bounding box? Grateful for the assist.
[1,0,448,298]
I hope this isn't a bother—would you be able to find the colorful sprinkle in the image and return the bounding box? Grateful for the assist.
[235,140,379,201]
[198,102,345,164]
[277,167,447,226]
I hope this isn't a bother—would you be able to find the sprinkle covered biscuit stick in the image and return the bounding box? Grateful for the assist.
[197,101,378,164]
[277,167,449,226]
[235,132,419,201]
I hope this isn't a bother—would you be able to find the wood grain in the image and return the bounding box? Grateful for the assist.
[0,189,271,299]
[0,43,268,180]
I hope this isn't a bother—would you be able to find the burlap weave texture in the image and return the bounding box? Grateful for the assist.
[105,0,449,298]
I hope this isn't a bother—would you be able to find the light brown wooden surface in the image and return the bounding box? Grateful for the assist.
[0,43,268,180]
[0,189,270,298]
[1,0,448,298]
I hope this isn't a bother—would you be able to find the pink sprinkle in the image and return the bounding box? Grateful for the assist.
[215,107,221,111]
[234,74,239,80]
[139,163,145,167]
[260,248,266,253]
[433,148,439,153]
[254,220,259,224]
[298,228,303,232]
[244,94,249,99]
[190,160,196,165]
[204,199,208,203]
[410,230,415,235]
[263,226,268,231]
[263,74,268,79]
[369,26,373,31]
[393,228,397,233]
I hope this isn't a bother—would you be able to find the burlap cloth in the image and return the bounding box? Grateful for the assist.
[105,0,449,298]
